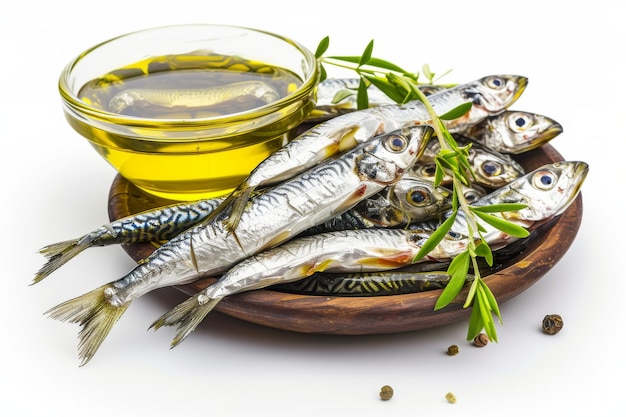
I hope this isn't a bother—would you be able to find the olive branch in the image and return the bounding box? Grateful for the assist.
[315,37,530,342]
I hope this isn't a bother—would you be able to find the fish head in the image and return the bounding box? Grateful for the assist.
[387,177,452,221]
[480,111,564,154]
[352,193,408,227]
[357,125,434,185]
[464,75,528,115]
[468,146,526,188]
[493,160,589,221]
[502,111,563,153]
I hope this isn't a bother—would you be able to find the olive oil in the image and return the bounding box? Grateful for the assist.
[70,52,310,201]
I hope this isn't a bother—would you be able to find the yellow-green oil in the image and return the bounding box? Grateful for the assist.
[71,52,310,201]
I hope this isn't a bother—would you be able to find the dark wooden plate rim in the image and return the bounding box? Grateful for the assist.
[108,144,583,335]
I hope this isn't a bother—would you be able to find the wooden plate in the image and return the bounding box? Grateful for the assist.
[108,144,583,335]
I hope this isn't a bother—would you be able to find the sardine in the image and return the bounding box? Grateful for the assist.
[303,177,452,234]
[151,160,587,346]
[33,198,225,284]
[33,168,461,281]
[458,110,563,154]
[45,125,432,365]
[413,136,526,189]
[216,75,528,233]
[272,270,473,296]
[307,77,450,122]
[108,81,280,114]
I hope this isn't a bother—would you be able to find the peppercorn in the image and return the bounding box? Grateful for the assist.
[447,344,459,356]
[474,333,489,347]
[445,392,457,403]
[542,314,563,335]
[379,385,394,401]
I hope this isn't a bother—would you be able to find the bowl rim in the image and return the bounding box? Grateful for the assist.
[58,23,320,129]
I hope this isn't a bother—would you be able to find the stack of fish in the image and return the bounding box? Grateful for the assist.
[33,74,588,365]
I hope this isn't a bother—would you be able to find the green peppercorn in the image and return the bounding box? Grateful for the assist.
[542,314,563,335]
[379,385,394,401]
[445,392,457,403]
[447,344,459,356]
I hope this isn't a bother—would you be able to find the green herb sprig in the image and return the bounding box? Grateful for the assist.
[315,37,529,342]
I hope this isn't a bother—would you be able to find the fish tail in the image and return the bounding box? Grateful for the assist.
[33,236,95,284]
[45,285,130,366]
[150,294,221,348]
[33,239,83,284]
[224,186,254,233]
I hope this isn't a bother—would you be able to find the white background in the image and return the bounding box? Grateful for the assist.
[3,1,622,415]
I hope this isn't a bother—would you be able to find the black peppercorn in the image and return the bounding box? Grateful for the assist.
[542,314,563,335]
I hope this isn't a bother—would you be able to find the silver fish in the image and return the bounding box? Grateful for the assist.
[33,198,225,284]
[272,270,474,296]
[150,160,587,346]
[108,81,280,114]
[414,136,526,189]
[45,125,432,365]
[307,77,450,122]
[33,170,454,281]
[303,177,452,234]
[216,75,528,233]
[458,110,563,154]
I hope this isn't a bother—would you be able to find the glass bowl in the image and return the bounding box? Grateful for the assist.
[59,24,319,200]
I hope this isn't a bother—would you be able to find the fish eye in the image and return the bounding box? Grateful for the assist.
[406,187,431,206]
[420,164,437,176]
[485,76,506,90]
[481,161,503,177]
[384,134,408,152]
[508,112,533,133]
[532,169,557,190]
[464,190,482,204]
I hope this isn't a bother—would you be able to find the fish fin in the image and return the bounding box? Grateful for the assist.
[45,284,130,366]
[331,184,369,216]
[224,186,254,233]
[257,230,292,253]
[304,259,335,276]
[150,294,221,348]
[358,250,414,268]
[338,128,360,152]
[33,238,88,284]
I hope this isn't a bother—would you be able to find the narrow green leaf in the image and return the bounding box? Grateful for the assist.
[324,55,362,65]
[435,155,456,171]
[315,36,330,58]
[476,287,496,337]
[439,102,473,120]
[331,89,356,104]
[319,64,327,83]
[480,280,502,324]
[361,74,406,103]
[422,63,433,82]
[474,241,493,266]
[466,300,484,340]
[326,56,409,74]
[477,286,498,342]
[433,159,446,186]
[413,211,457,261]
[435,251,470,310]
[471,203,528,213]
[463,277,478,308]
[356,78,369,110]
[359,40,374,66]
[471,210,530,238]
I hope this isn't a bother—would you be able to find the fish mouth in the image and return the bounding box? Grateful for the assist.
[514,122,564,153]
[509,76,528,105]
[553,161,589,217]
